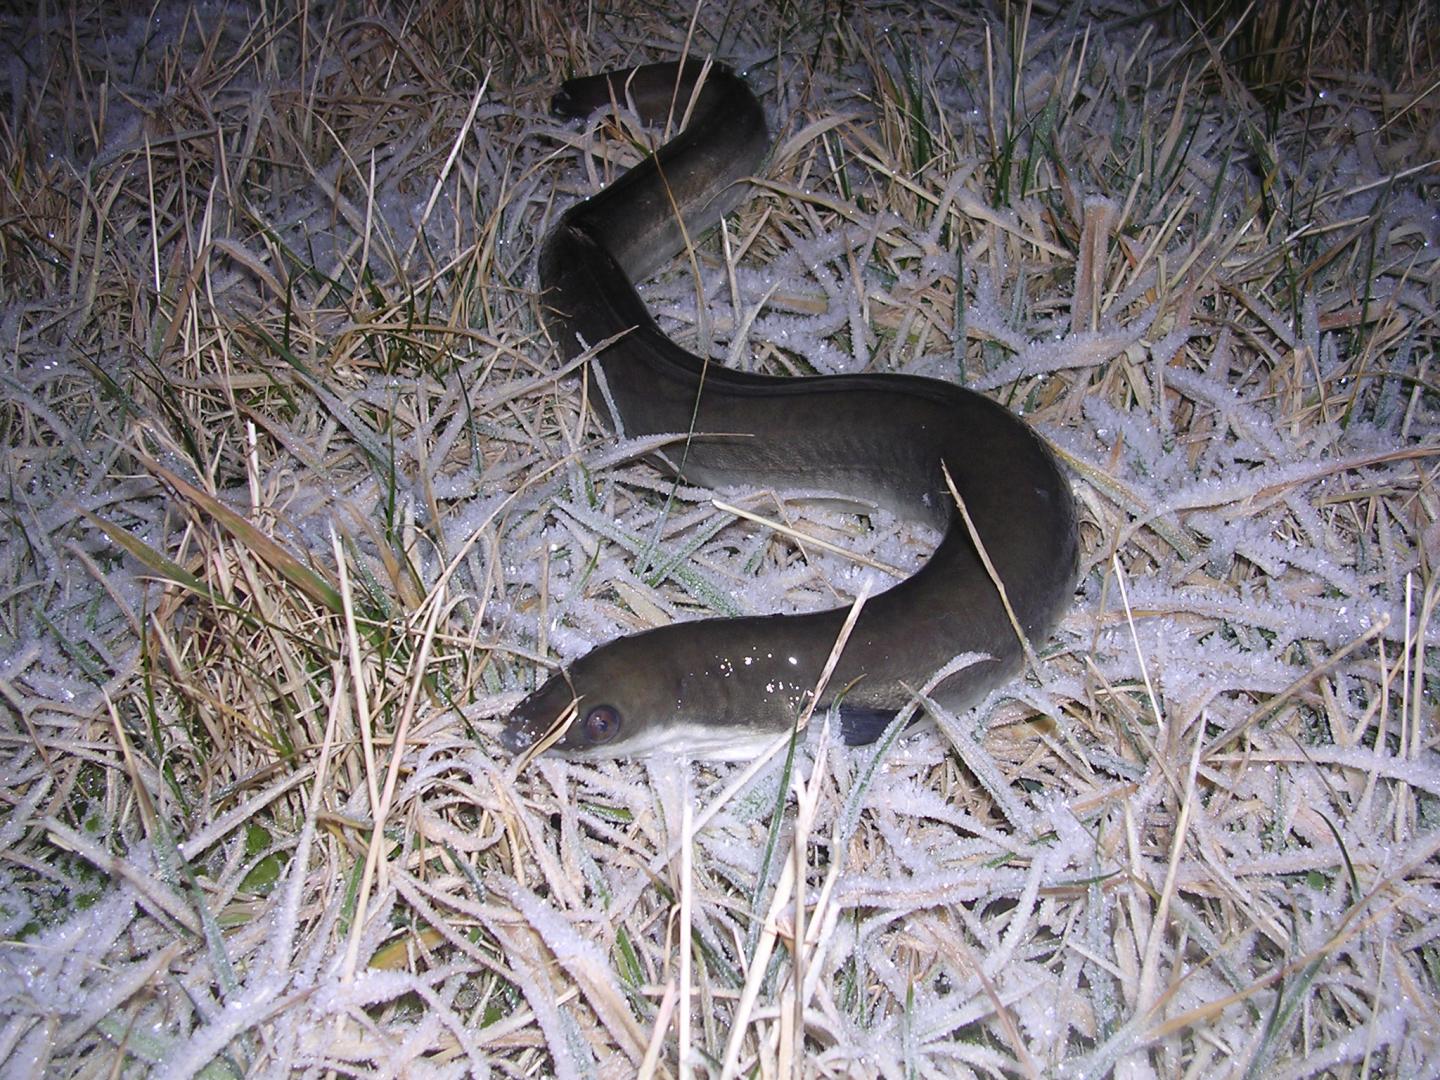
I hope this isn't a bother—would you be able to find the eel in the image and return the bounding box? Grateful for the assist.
[502,59,1079,759]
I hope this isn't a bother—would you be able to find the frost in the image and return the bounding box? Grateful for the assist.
[7,0,1440,1076]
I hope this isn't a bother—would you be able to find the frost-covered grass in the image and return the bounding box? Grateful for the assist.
[2,0,1438,1076]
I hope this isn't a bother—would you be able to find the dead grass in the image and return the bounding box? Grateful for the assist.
[1,0,1438,1077]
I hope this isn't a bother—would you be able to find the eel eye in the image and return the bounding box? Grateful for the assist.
[582,704,622,744]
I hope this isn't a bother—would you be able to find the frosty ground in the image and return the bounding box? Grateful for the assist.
[1,1,1437,1077]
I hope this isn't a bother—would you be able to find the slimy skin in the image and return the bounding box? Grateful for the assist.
[504,60,1078,758]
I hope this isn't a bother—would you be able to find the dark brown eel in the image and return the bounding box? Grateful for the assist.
[502,60,1078,759]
